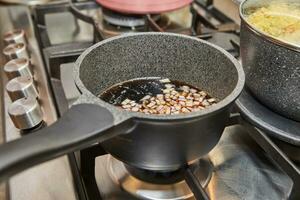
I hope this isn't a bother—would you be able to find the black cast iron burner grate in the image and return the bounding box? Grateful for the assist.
[74,112,300,200]
[235,88,300,200]
[33,0,240,79]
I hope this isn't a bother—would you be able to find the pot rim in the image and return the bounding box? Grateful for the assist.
[239,0,300,53]
[74,32,245,121]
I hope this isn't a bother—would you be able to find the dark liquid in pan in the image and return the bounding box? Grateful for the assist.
[99,77,211,106]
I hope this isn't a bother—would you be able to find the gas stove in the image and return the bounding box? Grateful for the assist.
[0,0,299,200]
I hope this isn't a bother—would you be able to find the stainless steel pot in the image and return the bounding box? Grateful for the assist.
[239,0,300,121]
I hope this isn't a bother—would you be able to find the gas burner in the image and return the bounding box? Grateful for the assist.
[235,88,300,161]
[99,13,171,37]
[102,8,160,28]
[107,156,212,200]
[236,89,300,145]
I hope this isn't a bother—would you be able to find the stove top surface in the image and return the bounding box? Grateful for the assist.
[1,1,299,200]
[93,126,292,200]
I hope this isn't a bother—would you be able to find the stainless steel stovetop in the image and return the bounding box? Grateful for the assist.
[0,1,298,200]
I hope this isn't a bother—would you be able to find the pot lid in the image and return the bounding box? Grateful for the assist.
[96,0,193,14]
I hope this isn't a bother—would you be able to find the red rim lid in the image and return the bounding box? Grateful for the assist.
[96,0,193,14]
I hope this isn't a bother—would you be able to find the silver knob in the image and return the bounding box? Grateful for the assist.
[8,97,43,130]
[3,29,26,45]
[3,43,29,60]
[4,58,33,79]
[6,76,38,101]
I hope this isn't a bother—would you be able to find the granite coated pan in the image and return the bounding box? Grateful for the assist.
[0,33,244,181]
[239,0,300,121]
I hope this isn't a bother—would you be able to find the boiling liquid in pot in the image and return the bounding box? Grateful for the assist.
[99,77,218,115]
[246,2,300,45]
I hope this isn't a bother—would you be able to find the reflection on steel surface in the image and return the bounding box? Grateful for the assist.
[0,5,77,200]
[94,126,292,199]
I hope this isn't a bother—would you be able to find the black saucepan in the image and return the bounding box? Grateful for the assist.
[0,33,244,181]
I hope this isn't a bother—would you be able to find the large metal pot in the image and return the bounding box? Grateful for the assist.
[239,0,300,121]
[0,33,244,181]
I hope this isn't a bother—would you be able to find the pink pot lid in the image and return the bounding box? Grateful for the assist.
[96,0,193,14]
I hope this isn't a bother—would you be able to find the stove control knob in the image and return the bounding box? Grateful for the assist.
[3,29,26,45]
[8,97,43,130]
[3,43,29,60]
[4,58,32,79]
[6,75,38,101]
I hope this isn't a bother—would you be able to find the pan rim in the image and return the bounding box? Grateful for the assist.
[239,0,300,53]
[74,32,245,120]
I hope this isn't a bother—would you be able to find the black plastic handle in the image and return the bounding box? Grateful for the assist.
[0,104,134,181]
[226,112,241,127]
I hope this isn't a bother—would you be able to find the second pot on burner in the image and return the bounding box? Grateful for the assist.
[239,0,300,121]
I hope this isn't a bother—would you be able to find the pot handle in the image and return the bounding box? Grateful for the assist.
[0,104,134,181]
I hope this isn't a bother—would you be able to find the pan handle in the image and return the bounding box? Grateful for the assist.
[0,104,134,181]
[226,113,241,126]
